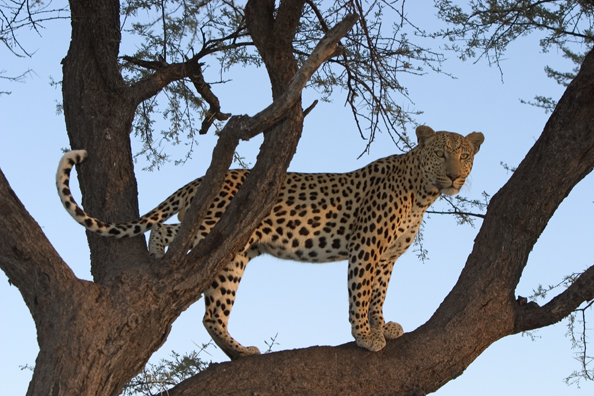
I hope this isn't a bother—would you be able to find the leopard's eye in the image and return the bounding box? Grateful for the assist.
[461,153,470,160]
[435,150,445,158]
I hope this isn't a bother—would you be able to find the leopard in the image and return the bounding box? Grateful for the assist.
[56,125,484,360]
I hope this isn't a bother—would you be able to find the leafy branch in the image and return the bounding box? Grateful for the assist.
[300,0,449,155]
[0,68,32,95]
[432,0,594,66]
[0,0,69,57]
[427,192,490,226]
[120,1,250,168]
[530,270,594,385]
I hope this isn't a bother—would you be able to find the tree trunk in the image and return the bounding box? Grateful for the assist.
[63,0,149,282]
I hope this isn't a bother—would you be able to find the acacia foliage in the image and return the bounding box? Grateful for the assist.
[116,0,451,166]
[434,0,594,110]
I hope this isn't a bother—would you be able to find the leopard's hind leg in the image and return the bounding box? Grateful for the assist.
[148,223,180,258]
[203,249,260,360]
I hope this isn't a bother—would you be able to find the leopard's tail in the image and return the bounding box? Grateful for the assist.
[56,150,181,238]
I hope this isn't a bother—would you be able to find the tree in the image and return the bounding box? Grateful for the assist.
[0,1,593,395]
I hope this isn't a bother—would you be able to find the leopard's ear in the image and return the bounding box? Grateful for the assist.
[465,132,485,154]
[416,126,436,147]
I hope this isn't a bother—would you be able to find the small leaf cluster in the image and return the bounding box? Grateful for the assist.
[122,346,212,396]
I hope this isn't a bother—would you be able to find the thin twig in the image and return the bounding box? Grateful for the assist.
[426,210,486,219]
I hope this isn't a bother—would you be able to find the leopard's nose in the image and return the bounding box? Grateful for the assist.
[447,173,460,182]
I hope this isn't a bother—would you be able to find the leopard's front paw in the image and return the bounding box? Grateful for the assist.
[355,328,386,352]
[384,321,404,340]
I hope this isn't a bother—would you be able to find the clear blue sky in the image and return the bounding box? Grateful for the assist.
[1,1,594,395]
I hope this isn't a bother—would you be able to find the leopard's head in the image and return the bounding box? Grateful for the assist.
[416,125,484,196]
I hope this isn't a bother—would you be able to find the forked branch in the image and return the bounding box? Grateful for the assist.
[514,265,594,333]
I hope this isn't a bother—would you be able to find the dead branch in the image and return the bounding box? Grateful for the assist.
[185,61,231,135]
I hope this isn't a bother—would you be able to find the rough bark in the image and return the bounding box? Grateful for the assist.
[0,0,593,395]
[63,0,148,282]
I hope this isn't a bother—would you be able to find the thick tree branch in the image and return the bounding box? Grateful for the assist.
[514,265,594,332]
[0,168,73,283]
[63,0,150,281]
[245,0,307,96]
[0,169,80,319]
[127,57,201,105]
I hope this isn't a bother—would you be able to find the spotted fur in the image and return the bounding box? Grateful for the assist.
[56,126,484,359]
